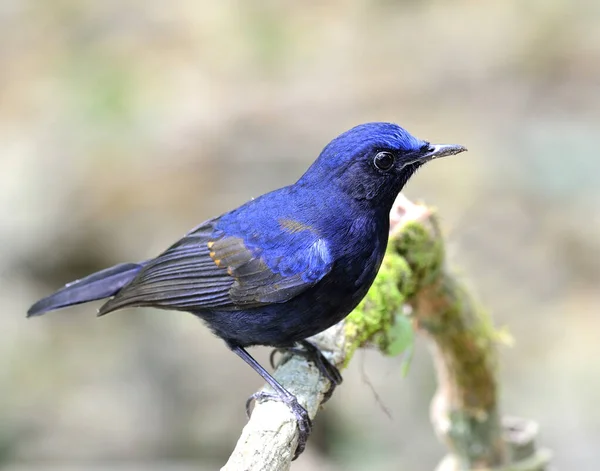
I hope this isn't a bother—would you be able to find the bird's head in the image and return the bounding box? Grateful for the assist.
[298,122,466,211]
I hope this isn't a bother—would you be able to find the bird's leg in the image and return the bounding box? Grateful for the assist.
[229,343,311,460]
[270,340,343,387]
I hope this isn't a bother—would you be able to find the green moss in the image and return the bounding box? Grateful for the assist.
[343,247,415,366]
[392,219,445,287]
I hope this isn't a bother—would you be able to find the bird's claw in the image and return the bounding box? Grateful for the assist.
[245,392,259,419]
[269,347,291,369]
[287,395,312,459]
[299,341,343,386]
[245,390,312,460]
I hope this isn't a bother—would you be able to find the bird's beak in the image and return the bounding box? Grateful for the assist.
[419,143,467,162]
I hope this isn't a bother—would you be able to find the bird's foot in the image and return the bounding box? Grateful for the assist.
[298,340,343,386]
[270,341,342,386]
[245,390,312,459]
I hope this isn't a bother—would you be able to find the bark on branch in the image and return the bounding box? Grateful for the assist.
[222,195,551,471]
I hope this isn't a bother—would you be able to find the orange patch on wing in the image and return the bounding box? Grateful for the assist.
[209,252,222,267]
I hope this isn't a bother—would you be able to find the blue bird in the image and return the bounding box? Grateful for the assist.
[28,122,466,457]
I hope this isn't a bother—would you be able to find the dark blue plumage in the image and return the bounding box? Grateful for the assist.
[27,122,466,458]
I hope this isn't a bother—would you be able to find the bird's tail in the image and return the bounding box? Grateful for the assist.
[27,263,144,317]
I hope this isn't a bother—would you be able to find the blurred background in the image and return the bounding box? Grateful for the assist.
[1,0,599,470]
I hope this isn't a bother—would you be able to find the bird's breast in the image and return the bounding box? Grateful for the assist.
[324,213,388,304]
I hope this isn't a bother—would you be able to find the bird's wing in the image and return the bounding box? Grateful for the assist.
[98,218,333,315]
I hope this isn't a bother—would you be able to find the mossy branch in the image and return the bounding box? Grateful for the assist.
[222,195,551,471]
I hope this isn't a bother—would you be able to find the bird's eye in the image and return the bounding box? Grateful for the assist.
[373,151,395,171]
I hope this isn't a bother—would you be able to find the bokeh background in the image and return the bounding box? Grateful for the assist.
[1,1,599,470]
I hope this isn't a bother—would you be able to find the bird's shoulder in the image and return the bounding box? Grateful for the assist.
[213,188,335,281]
